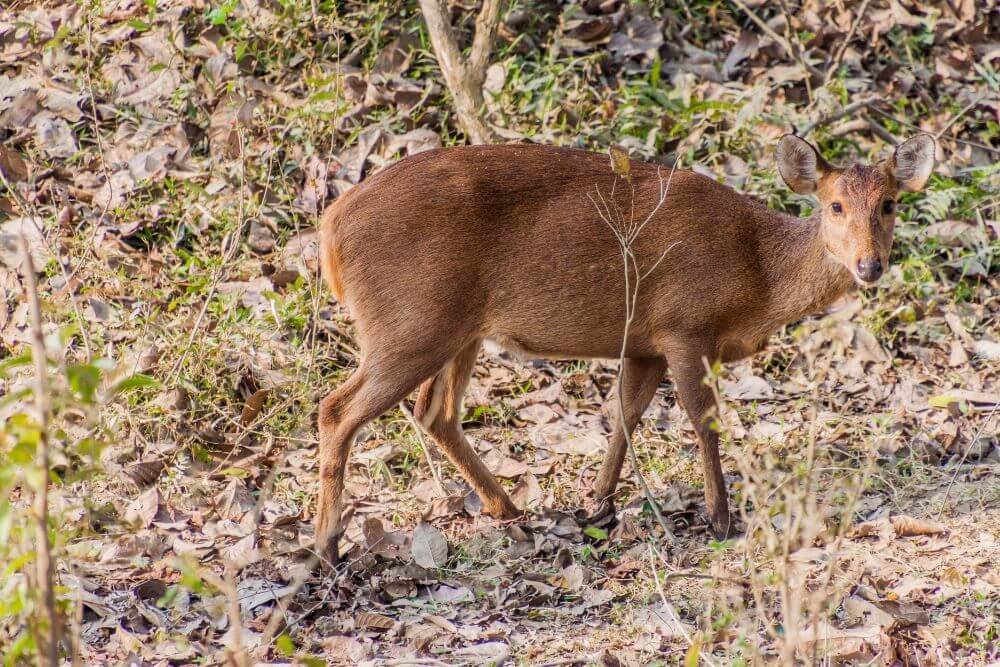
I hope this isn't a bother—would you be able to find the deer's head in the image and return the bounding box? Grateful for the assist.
[777,134,936,284]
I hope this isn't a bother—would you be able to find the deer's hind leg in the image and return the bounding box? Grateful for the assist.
[316,348,454,565]
[414,338,519,519]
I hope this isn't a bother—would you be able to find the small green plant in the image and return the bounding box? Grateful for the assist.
[0,238,156,663]
[1,337,155,662]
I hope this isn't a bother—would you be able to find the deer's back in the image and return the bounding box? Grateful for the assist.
[325,144,776,358]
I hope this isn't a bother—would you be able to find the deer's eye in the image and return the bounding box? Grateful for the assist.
[831,202,843,214]
[882,200,895,215]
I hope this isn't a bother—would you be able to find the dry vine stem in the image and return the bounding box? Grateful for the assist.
[19,233,60,666]
[588,151,680,543]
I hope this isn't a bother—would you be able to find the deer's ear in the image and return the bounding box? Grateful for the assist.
[776,134,829,195]
[891,134,936,192]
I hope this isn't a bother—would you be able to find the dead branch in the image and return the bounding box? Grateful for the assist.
[0,168,92,358]
[399,401,446,495]
[865,116,899,145]
[867,103,1000,155]
[935,95,985,141]
[418,0,500,144]
[937,400,998,520]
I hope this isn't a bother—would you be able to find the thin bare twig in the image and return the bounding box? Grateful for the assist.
[865,116,899,145]
[824,0,872,84]
[84,11,114,234]
[868,104,1000,154]
[934,95,985,141]
[254,538,379,659]
[20,234,60,667]
[166,128,248,383]
[648,544,718,667]
[0,169,92,358]
[729,0,823,81]
[398,401,446,495]
[798,96,995,155]
[662,571,748,586]
[936,400,998,521]
[774,0,813,101]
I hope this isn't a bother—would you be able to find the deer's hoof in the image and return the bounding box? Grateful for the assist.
[314,508,346,570]
[484,497,522,522]
[321,532,341,568]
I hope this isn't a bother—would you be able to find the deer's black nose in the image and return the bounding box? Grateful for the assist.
[857,258,883,282]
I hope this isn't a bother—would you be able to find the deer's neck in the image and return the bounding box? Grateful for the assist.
[761,212,855,325]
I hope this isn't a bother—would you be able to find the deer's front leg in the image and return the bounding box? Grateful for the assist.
[667,348,732,538]
[592,357,668,508]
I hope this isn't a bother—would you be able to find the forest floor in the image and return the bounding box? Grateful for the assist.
[1,0,998,664]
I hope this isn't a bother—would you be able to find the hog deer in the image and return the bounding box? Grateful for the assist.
[315,134,936,563]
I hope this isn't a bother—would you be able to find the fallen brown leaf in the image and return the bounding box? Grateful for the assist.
[891,515,948,537]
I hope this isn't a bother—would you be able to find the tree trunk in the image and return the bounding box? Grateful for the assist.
[418,0,501,145]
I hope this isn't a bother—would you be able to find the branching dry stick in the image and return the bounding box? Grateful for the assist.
[254,540,371,660]
[800,94,986,154]
[20,234,60,667]
[84,12,115,235]
[0,168,92,358]
[865,115,899,145]
[798,97,875,136]
[729,0,823,81]
[418,0,500,144]
[867,103,1000,155]
[934,94,985,142]
[773,0,813,101]
[589,156,680,543]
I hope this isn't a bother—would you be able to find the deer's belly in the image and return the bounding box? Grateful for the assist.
[718,332,772,362]
[484,330,656,362]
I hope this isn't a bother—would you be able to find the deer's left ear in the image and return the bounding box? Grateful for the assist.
[890,134,936,192]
